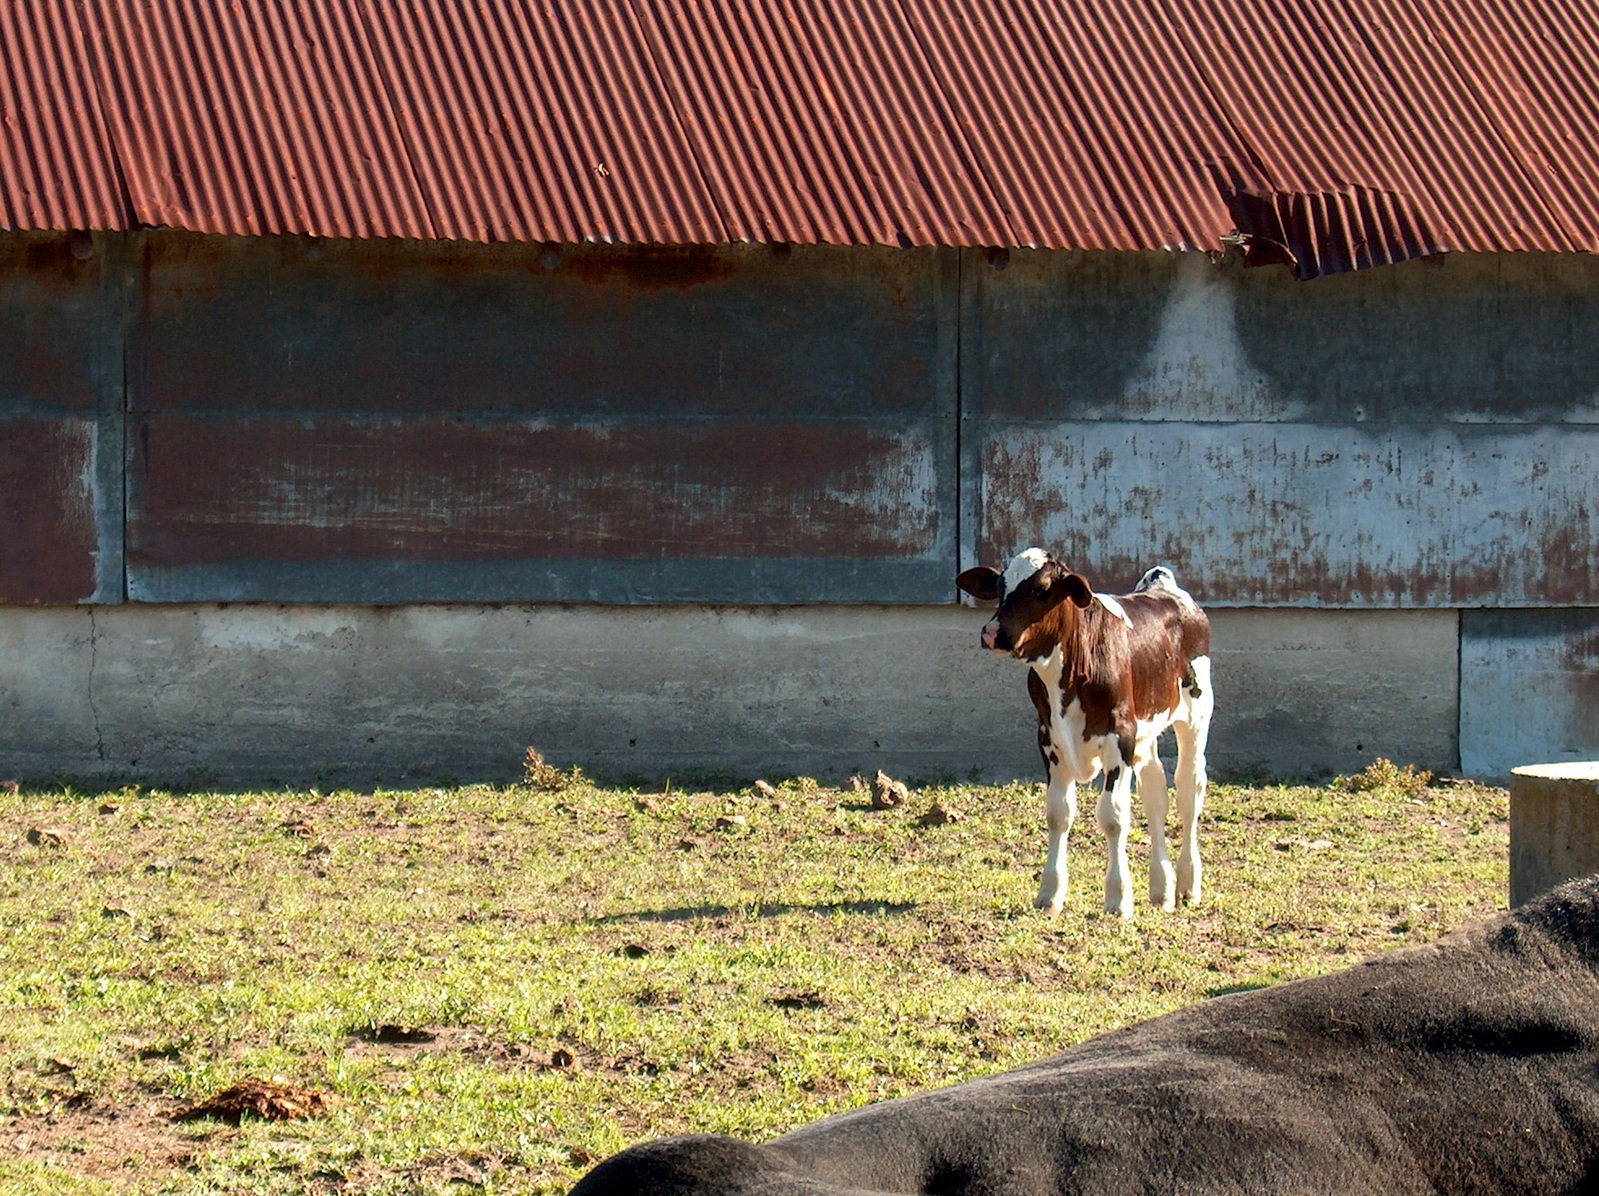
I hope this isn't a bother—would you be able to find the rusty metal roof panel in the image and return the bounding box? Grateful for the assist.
[78,0,434,239]
[356,0,726,245]
[899,1,1237,253]
[630,0,1010,247]
[1166,0,1460,275]
[1309,0,1568,255]
[0,0,126,231]
[1420,0,1599,254]
[5,0,1599,273]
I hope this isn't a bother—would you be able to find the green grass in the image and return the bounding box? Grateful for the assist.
[0,767,1508,1194]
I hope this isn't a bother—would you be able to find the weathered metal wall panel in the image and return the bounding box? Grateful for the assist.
[1461,611,1599,777]
[0,417,98,602]
[0,233,123,603]
[6,232,1597,610]
[977,422,1596,607]
[964,249,1599,607]
[126,236,957,603]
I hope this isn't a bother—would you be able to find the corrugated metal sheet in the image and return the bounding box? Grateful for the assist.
[358,1,726,244]
[5,0,1599,275]
[630,0,1010,246]
[80,0,435,239]
[0,0,126,231]
[1422,0,1599,254]
[899,0,1234,252]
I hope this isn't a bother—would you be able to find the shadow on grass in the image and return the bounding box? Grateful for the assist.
[593,900,918,924]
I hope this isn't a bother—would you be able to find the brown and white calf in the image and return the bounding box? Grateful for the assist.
[957,548,1213,918]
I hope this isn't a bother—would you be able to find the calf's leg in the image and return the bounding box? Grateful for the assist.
[1036,777,1077,913]
[1173,661,1214,904]
[1138,753,1176,912]
[1097,766,1136,919]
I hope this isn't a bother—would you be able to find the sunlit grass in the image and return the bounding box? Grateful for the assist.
[0,768,1507,1193]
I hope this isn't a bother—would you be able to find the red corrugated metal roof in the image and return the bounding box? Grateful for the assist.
[0,0,125,231]
[3,0,1598,276]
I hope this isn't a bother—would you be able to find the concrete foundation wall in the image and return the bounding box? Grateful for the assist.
[0,605,1461,789]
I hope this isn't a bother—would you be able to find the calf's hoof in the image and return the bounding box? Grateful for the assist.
[1177,865,1203,906]
[1103,892,1134,920]
[1150,860,1177,912]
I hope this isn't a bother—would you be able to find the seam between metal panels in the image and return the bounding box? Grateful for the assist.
[952,245,963,595]
[348,2,441,241]
[117,234,130,602]
[618,0,733,244]
[887,0,1019,248]
[70,0,137,229]
[1150,0,1273,202]
[1402,0,1577,254]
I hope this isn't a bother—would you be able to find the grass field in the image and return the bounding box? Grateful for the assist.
[0,762,1507,1195]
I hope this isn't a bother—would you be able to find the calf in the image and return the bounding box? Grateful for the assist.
[570,876,1599,1196]
[956,548,1213,918]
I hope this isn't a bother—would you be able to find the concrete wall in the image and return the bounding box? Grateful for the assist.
[0,604,1463,789]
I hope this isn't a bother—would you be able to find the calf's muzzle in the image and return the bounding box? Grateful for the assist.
[980,619,1008,652]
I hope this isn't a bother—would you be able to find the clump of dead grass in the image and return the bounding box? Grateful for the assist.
[522,746,587,792]
[1332,757,1434,797]
[174,1078,340,1125]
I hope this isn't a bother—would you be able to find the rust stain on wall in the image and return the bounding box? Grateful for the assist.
[128,417,940,568]
[0,418,97,602]
[976,424,1599,607]
[560,246,739,291]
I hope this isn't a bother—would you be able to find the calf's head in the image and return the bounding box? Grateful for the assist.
[956,548,1093,660]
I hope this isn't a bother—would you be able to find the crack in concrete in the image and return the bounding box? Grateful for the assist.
[87,609,106,761]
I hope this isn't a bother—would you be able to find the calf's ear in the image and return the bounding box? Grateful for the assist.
[1062,571,1094,608]
[956,566,1003,603]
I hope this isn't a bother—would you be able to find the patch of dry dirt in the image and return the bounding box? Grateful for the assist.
[5,1097,198,1184]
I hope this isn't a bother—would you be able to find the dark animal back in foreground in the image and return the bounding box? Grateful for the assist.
[571,876,1599,1195]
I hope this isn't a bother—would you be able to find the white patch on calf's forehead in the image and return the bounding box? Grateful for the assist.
[1094,593,1133,627]
[1003,548,1051,594]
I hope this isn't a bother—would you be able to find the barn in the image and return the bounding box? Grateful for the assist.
[2,0,1597,786]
